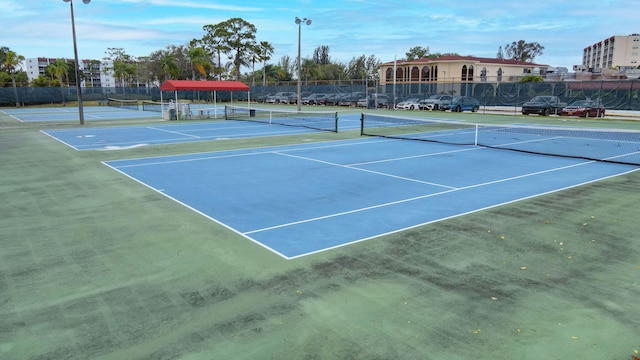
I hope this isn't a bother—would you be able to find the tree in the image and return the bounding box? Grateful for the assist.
[199,24,231,80]
[520,75,543,82]
[31,75,53,87]
[0,46,11,72]
[405,46,430,61]
[313,46,331,65]
[347,55,368,80]
[318,63,347,81]
[3,50,25,106]
[505,40,544,62]
[159,51,180,81]
[47,59,70,105]
[188,46,211,80]
[277,55,294,82]
[209,18,257,80]
[104,48,137,89]
[301,58,320,83]
[496,46,504,59]
[257,41,274,86]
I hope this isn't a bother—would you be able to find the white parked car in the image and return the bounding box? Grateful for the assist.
[395,98,421,110]
[418,94,453,110]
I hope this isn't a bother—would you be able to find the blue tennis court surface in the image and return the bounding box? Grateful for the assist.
[41,113,362,150]
[2,106,164,122]
[104,137,638,259]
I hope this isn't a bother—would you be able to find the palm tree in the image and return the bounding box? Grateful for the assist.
[3,50,25,107]
[159,51,180,81]
[301,58,320,83]
[257,41,274,87]
[187,47,211,80]
[112,60,136,94]
[47,59,70,105]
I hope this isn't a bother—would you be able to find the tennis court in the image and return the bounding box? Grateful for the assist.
[3,106,640,359]
[41,121,324,150]
[1,105,157,122]
[40,107,362,150]
[104,129,639,259]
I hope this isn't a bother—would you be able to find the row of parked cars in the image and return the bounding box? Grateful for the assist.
[521,96,605,117]
[258,92,368,107]
[395,95,481,112]
[257,92,606,117]
[396,94,606,117]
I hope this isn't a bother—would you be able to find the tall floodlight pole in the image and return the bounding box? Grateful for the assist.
[295,17,311,112]
[63,0,91,125]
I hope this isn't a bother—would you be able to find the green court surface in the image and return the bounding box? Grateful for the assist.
[1,108,639,359]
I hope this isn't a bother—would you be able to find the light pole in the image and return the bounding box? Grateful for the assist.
[63,0,90,125]
[295,17,311,112]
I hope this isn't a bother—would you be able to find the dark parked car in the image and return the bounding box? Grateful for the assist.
[441,96,480,112]
[302,93,329,105]
[521,96,567,116]
[560,100,605,117]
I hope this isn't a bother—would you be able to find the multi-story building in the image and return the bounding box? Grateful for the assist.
[24,57,115,87]
[582,33,640,71]
[379,55,549,86]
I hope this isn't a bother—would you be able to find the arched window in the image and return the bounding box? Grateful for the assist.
[434,65,438,81]
[461,65,468,81]
[480,67,487,82]
[422,66,430,81]
[497,68,503,82]
[468,65,474,82]
[411,66,420,81]
[386,68,393,81]
[395,67,403,81]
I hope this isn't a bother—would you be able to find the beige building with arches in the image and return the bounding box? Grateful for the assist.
[379,55,549,85]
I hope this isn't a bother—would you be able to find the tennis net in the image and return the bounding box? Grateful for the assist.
[224,105,338,132]
[360,113,640,166]
[107,98,139,111]
[141,100,168,112]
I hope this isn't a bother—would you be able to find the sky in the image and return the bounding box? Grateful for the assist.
[1,0,638,71]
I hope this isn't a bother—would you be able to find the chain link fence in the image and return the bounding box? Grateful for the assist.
[2,79,639,110]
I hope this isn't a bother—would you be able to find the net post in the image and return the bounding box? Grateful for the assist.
[334,112,339,133]
[224,105,228,120]
[474,124,479,146]
[360,113,364,135]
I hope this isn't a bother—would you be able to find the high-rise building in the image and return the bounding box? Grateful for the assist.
[24,57,115,87]
[582,33,640,71]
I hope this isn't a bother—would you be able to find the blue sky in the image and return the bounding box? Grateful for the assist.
[2,0,637,71]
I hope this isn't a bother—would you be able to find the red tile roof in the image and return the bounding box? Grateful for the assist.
[382,55,545,67]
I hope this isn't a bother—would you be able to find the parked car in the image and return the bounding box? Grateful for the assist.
[265,94,279,104]
[395,98,421,110]
[324,94,342,106]
[338,92,365,107]
[418,94,453,110]
[356,94,390,108]
[357,96,370,108]
[521,96,567,116]
[560,100,605,117]
[272,92,297,104]
[440,96,480,112]
[302,93,329,105]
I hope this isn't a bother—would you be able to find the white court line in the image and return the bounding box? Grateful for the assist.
[244,160,600,235]
[274,151,458,189]
[147,126,202,138]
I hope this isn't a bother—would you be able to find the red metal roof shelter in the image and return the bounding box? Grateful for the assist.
[159,80,251,120]
[159,80,250,91]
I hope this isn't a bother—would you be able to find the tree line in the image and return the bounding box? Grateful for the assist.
[2,16,546,92]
